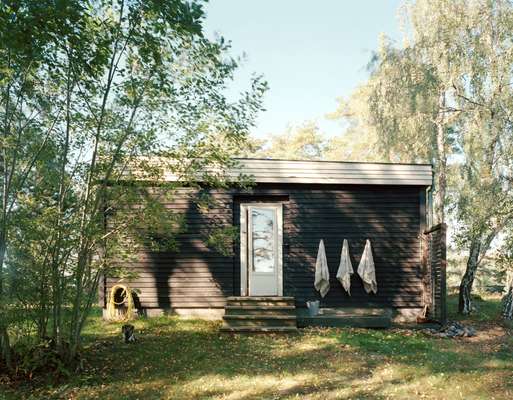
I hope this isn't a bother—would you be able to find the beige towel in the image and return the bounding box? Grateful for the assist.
[314,239,330,298]
[357,239,377,294]
[336,239,353,295]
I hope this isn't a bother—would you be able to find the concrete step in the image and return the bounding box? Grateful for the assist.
[223,315,297,328]
[222,297,297,333]
[296,307,392,328]
[226,296,295,307]
[220,326,299,333]
[227,296,295,301]
[225,305,296,316]
[297,315,391,328]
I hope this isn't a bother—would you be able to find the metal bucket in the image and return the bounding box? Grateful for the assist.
[306,300,320,317]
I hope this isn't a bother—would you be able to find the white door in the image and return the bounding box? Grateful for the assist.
[240,203,283,296]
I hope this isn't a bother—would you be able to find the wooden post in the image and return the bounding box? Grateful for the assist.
[439,224,447,325]
[423,223,448,324]
[421,233,432,313]
[420,189,435,315]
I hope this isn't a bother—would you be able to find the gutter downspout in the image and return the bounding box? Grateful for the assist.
[427,185,433,228]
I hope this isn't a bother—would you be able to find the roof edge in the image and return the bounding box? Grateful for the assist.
[234,157,433,167]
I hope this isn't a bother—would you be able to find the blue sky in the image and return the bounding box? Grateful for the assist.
[204,0,403,138]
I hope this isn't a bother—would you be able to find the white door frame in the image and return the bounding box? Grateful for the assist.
[240,203,283,296]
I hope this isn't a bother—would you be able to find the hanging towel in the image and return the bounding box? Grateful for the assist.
[336,239,353,295]
[357,239,377,294]
[314,239,330,298]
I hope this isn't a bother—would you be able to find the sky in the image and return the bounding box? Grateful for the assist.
[203,0,403,139]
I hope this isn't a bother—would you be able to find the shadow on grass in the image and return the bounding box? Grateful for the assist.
[63,314,512,400]
[8,302,513,400]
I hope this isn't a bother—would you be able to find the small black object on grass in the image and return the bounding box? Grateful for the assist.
[122,324,136,343]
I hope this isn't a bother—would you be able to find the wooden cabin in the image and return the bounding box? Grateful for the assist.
[101,158,447,331]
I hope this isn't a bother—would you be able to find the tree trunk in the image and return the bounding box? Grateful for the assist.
[0,239,12,370]
[0,326,11,369]
[503,270,513,320]
[459,238,481,314]
[434,90,447,225]
[0,244,12,370]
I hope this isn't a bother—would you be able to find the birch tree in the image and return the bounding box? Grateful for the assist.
[503,270,513,320]
[497,233,513,320]
[446,0,513,313]
[334,0,513,314]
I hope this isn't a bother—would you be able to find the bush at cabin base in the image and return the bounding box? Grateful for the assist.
[0,339,83,384]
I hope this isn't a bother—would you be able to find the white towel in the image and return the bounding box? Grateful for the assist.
[357,239,377,294]
[314,239,330,298]
[336,239,353,295]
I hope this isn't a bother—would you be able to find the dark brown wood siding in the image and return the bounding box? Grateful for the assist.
[104,184,427,309]
[104,188,235,308]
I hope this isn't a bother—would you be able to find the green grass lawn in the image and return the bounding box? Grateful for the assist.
[2,295,513,400]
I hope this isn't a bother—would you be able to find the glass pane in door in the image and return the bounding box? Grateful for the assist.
[251,208,275,273]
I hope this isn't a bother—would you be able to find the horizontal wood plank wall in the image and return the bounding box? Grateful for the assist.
[104,184,425,310]
[104,188,235,308]
[235,184,424,308]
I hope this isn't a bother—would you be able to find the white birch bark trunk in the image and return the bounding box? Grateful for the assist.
[458,239,480,314]
[434,90,447,225]
[503,270,513,320]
